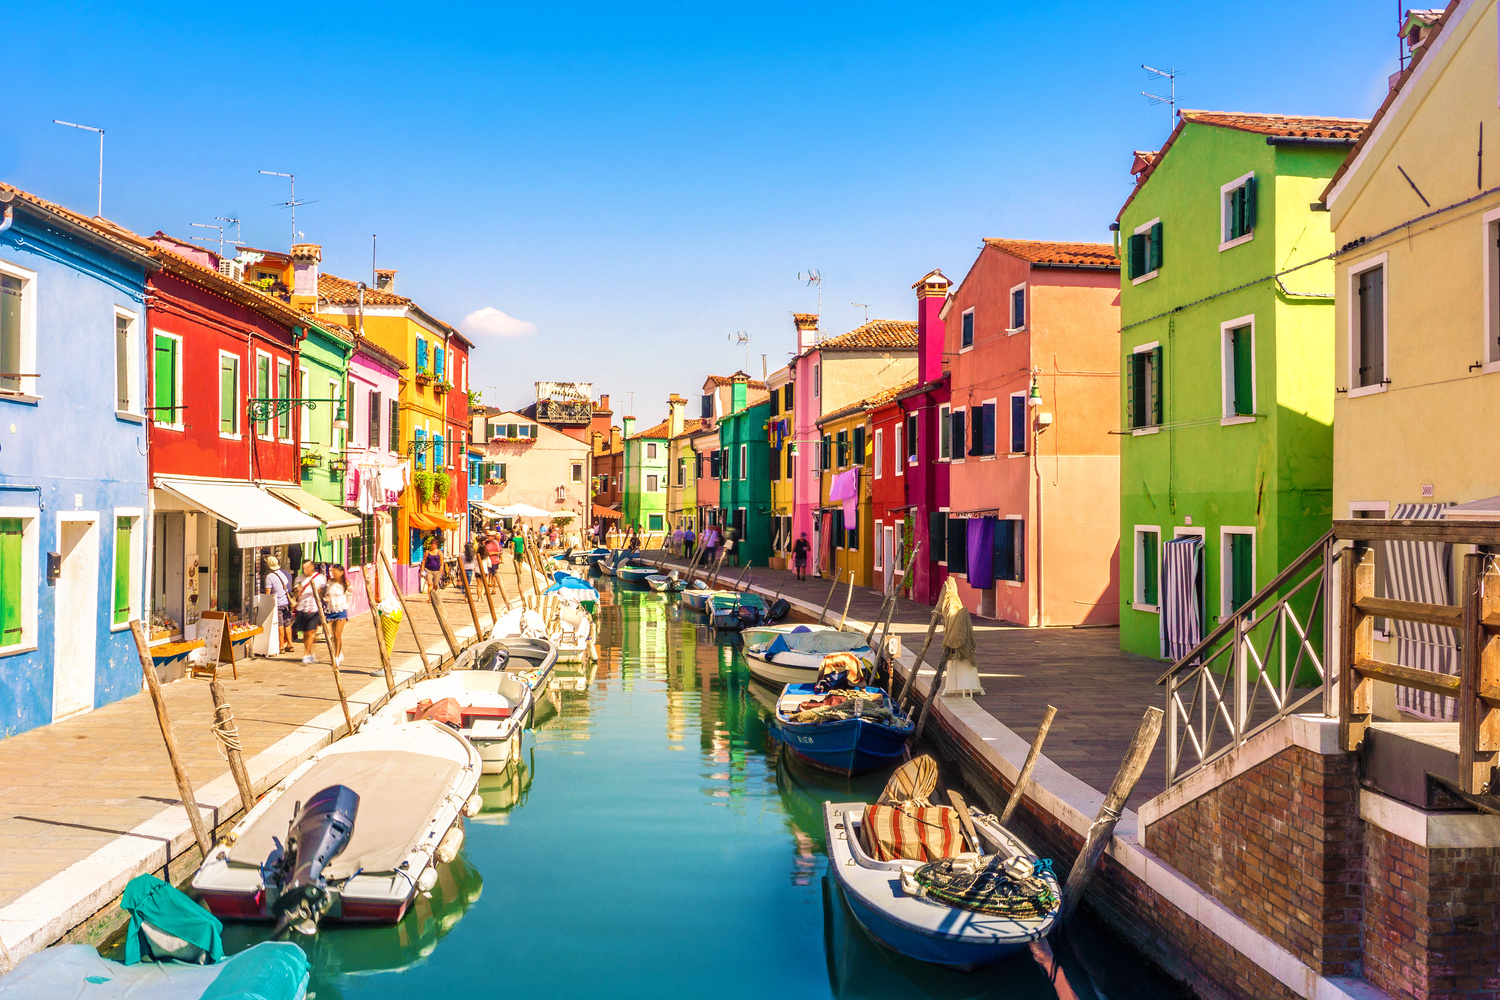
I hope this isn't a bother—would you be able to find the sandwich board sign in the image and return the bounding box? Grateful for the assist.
[195,611,236,678]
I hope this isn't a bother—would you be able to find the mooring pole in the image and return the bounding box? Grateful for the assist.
[429,587,462,662]
[838,572,856,629]
[457,560,485,639]
[377,528,432,675]
[360,566,396,694]
[898,609,942,711]
[208,677,255,816]
[129,621,213,858]
[1060,706,1164,922]
[1000,705,1057,826]
[912,649,953,743]
[818,571,842,625]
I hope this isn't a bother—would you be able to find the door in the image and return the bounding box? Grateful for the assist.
[53,516,99,720]
[882,526,894,594]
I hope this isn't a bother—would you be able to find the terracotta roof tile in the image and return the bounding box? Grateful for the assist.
[817,378,921,425]
[983,239,1119,268]
[816,319,918,351]
[704,371,768,389]
[670,418,711,440]
[318,271,410,306]
[628,418,672,440]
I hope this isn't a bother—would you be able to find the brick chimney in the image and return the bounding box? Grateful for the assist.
[290,243,321,310]
[794,313,819,353]
[913,269,952,385]
[375,269,397,293]
[598,393,610,413]
[668,394,687,437]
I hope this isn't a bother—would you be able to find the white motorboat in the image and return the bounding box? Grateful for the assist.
[362,670,535,772]
[741,621,841,649]
[192,721,481,931]
[742,625,873,687]
[458,630,558,706]
[0,942,308,1000]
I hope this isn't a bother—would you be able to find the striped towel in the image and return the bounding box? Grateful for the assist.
[861,803,965,862]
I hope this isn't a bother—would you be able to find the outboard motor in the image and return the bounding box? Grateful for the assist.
[736,605,761,628]
[764,598,791,624]
[273,785,359,937]
[474,640,512,672]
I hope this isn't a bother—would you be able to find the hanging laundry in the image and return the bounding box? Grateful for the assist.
[829,468,860,529]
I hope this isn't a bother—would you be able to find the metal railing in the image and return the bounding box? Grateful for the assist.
[1159,530,1335,787]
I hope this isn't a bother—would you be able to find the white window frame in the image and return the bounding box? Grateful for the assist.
[894,422,904,477]
[739,444,747,480]
[149,329,186,433]
[1009,391,1027,454]
[1133,525,1161,613]
[277,358,293,442]
[1219,171,1256,252]
[114,306,142,420]
[906,412,919,466]
[950,406,966,464]
[1007,283,1027,334]
[1220,314,1257,425]
[1132,217,1161,285]
[1348,253,1389,398]
[873,428,884,478]
[873,519,884,571]
[218,350,242,440]
[111,508,144,631]
[253,350,275,441]
[646,474,659,492]
[1483,208,1500,373]
[0,507,40,654]
[937,403,951,461]
[980,397,998,458]
[1130,341,1162,436]
[0,257,39,402]
[571,462,583,484]
[960,307,976,352]
[1219,526,1256,619]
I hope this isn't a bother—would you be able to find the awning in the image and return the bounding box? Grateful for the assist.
[470,501,507,519]
[1441,497,1500,520]
[592,504,621,519]
[410,511,460,531]
[265,486,362,540]
[155,478,320,548]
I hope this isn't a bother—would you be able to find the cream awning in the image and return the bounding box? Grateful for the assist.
[265,485,363,539]
[155,478,321,548]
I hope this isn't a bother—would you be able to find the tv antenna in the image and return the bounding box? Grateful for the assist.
[851,302,870,322]
[729,331,751,371]
[798,269,824,314]
[52,119,104,217]
[259,170,317,243]
[1141,65,1177,127]
[189,216,241,257]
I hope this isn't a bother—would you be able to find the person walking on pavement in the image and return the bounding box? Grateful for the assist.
[484,531,503,591]
[263,555,294,652]
[793,532,810,581]
[462,540,477,588]
[324,564,351,666]
[422,536,444,591]
[292,559,327,663]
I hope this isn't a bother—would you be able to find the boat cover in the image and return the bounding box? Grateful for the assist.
[227,750,461,879]
[121,874,223,966]
[0,942,308,1000]
[761,627,869,658]
[860,803,965,862]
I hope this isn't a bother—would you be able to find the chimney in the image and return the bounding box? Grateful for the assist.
[913,269,952,385]
[793,313,819,353]
[668,394,687,438]
[730,376,748,414]
[375,269,397,293]
[599,393,610,413]
[622,416,636,439]
[290,243,321,309]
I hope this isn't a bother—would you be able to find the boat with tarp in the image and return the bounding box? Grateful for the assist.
[744,625,873,686]
[361,670,534,772]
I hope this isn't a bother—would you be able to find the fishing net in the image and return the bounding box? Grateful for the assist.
[905,854,1058,919]
[787,691,897,725]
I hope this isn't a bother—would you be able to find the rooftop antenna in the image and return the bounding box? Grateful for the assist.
[372,235,377,284]
[52,119,104,217]
[851,302,870,322]
[730,331,751,371]
[189,221,226,256]
[218,216,242,248]
[259,170,316,244]
[1141,65,1177,127]
[627,391,636,415]
[798,269,824,315]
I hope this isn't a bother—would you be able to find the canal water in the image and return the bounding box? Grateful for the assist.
[220,583,1186,1000]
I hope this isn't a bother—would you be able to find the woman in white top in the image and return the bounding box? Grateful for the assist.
[324,564,351,665]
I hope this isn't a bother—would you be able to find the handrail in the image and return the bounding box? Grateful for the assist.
[1156,528,1334,685]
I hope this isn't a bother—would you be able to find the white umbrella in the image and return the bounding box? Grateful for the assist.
[551,509,578,522]
[504,503,554,519]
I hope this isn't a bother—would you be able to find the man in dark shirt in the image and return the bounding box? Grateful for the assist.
[792,532,810,581]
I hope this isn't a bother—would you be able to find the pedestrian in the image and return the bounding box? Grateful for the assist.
[793,532,810,581]
[422,537,444,591]
[513,527,526,561]
[723,528,737,567]
[292,559,327,664]
[683,524,696,560]
[462,539,477,588]
[484,531,502,591]
[324,564,350,666]
[263,555,294,652]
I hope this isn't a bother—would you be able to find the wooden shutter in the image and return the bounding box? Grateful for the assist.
[1150,346,1164,425]
[982,403,996,456]
[435,347,445,379]
[1010,395,1026,453]
[416,340,429,371]
[113,517,132,626]
[1141,532,1159,605]
[389,399,400,452]
[1150,222,1164,271]
[947,518,967,574]
[153,335,177,420]
[853,426,865,463]
[1128,233,1146,279]
[0,518,22,646]
[1230,532,1254,610]
[1127,352,1140,428]
[1232,327,1254,415]
[836,430,847,467]
[928,512,947,563]
[1241,176,1256,236]
[952,410,965,457]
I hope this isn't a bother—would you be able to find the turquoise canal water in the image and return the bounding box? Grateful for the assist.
[219,583,1185,999]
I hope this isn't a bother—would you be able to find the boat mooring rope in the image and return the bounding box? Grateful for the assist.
[212,704,244,761]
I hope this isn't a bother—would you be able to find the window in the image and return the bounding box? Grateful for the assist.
[277,360,292,440]
[677,457,686,486]
[836,430,848,467]
[710,450,722,477]
[938,404,951,460]
[813,363,821,398]
[846,515,858,551]
[1128,343,1163,430]
[786,446,795,479]
[873,520,884,571]
[995,517,1024,583]
[254,353,271,438]
[950,409,965,462]
[0,510,38,651]
[416,338,429,373]
[329,378,343,450]
[646,442,658,459]
[970,401,996,456]
[1221,528,1255,617]
[414,427,427,469]
[906,413,918,463]
[1134,527,1161,611]
[1128,219,1163,282]
[701,394,714,420]
[1350,256,1387,394]
[434,433,445,468]
[770,445,781,481]
[572,462,584,483]
[1009,285,1026,332]
[894,423,903,477]
[218,353,240,437]
[783,384,794,410]
[649,514,664,532]
[152,332,182,429]
[1486,210,1500,369]
[368,390,382,448]
[961,308,975,349]
[0,260,36,397]
[112,512,142,628]
[1010,393,1027,453]
[1221,317,1255,421]
[873,428,884,478]
[389,399,400,453]
[695,455,703,479]
[946,517,967,575]
[929,511,948,564]
[819,435,831,471]
[647,474,659,492]
[1221,173,1256,249]
[115,309,140,415]
[853,425,865,464]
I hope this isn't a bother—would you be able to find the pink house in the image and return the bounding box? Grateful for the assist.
[943,239,1121,625]
[344,335,407,610]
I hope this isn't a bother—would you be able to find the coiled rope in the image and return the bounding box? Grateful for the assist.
[212,704,244,761]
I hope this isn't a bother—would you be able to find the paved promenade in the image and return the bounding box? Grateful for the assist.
[648,551,1170,801]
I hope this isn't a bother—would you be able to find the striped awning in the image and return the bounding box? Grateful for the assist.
[1162,536,1203,661]
[1388,502,1457,719]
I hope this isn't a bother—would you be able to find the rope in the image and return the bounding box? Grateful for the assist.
[212,705,244,762]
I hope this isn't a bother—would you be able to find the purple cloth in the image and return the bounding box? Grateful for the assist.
[967,517,995,589]
[829,468,860,528]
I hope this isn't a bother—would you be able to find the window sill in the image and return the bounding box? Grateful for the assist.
[1008,452,1026,458]
[1219,233,1254,252]
[1131,270,1159,286]
[115,410,145,424]
[1002,579,1023,588]
[154,422,185,432]
[1006,327,1025,336]
[110,621,135,633]
[1220,415,1256,426]
[0,392,41,406]
[220,433,243,441]
[1132,603,1160,614]
[0,644,39,659]
[959,345,974,354]
[1131,427,1161,436]
[1346,384,1388,399]
[1483,360,1500,376]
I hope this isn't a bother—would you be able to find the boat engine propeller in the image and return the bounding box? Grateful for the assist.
[272,784,359,938]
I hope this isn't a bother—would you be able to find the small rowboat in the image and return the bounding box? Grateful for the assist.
[772,682,914,776]
[584,547,610,567]
[460,632,558,706]
[823,801,1060,970]
[646,571,685,592]
[680,586,717,613]
[743,625,872,686]
[361,670,535,772]
[741,621,840,649]
[615,563,654,586]
[706,591,767,629]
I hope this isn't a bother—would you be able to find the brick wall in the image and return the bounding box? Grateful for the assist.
[1143,744,1364,976]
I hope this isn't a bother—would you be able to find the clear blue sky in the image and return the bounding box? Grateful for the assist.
[5,2,1401,421]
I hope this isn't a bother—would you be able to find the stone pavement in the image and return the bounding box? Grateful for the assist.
[647,550,1171,801]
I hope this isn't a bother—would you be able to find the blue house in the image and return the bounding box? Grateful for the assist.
[0,184,157,737]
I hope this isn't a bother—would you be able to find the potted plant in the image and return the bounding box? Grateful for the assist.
[300,449,322,469]
[413,470,433,505]
[434,472,451,500]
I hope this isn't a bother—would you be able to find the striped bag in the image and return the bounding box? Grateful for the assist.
[861,803,965,862]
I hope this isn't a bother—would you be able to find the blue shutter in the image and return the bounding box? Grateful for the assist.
[435,347,446,379]
[982,403,996,456]
[416,340,429,371]
[435,434,445,467]
[415,427,426,469]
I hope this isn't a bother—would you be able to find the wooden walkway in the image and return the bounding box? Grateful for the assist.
[649,552,1171,802]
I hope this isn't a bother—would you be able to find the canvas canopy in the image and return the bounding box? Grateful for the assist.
[155,478,319,548]
[761,626,870,658]
[265,485,361,540]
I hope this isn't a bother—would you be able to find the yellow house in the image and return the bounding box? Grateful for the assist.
[815,397,876,589]
[1325,0,1500,716]
[315,269,469,569]
[766,364,794,567]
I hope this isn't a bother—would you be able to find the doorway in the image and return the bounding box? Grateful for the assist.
[53,515,99,720]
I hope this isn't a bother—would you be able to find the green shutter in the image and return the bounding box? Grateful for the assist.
[1126,352,1140,428]
[1128,233,1145,279]
[947,518,967,575]
[0,518,21,646]
[1232,327,1254,416]
[219,357,236,434]
[1230,532,1255,610]
[853,426,865,463]
[1150,346,1164,425]
[1241,176,1256,237]
[113,517,132,626]
[1141,532,1159,606]
[928,512,947,563]
[1149,222,1163,271]
[153,335,177,421]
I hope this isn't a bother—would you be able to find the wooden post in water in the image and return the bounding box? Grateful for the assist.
[129,621,213,859]
[911,649,952,743]
[898,609,942,711]
[732,562,751,592]
[1060,706,1163,922]
[818,571,842,625]
[429,588,462,661]
[207,677,256,816]
[838,572,856,629]
[457,560,485,639]
[1000,705,1057,825]
[360,565,396,694]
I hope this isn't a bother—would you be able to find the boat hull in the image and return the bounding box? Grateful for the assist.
[775,717,912,777]
[743,652,820,687]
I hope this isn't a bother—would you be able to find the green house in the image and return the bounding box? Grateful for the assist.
[717,397,773,567]
[296,316,355,560]
[622,414,670,537]
[1116,110,1364,659]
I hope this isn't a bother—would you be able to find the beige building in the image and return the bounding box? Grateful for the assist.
[471,407,591,522]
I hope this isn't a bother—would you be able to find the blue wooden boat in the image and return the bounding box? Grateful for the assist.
[772,682,913,776]
[616,563,654,585]
[584,547,610,567]
[680,585,716,613]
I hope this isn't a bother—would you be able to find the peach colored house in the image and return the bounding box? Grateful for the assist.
[942,239,1121,625]
[471,407,591,521]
